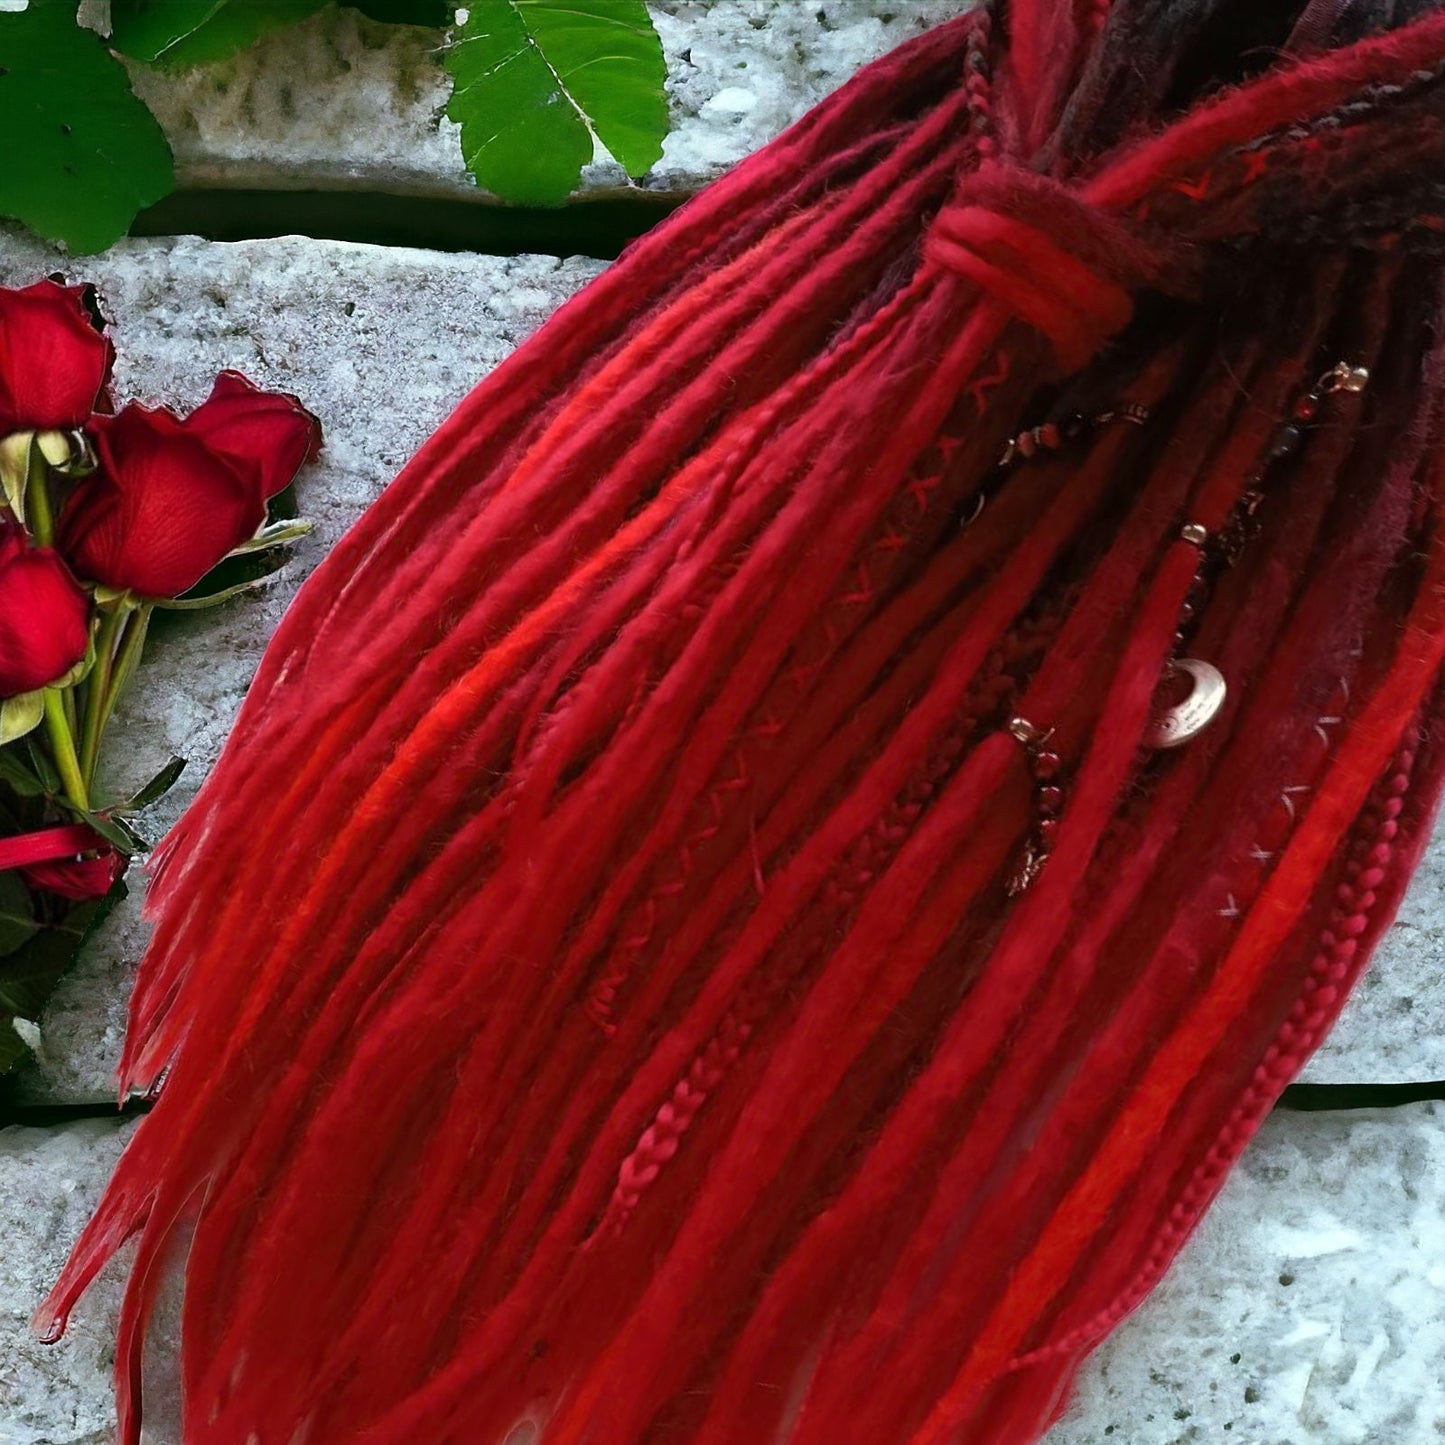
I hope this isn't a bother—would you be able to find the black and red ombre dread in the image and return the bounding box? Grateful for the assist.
[37,3,1445,1442]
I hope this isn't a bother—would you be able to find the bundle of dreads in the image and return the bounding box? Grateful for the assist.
[36,1,1445,1441]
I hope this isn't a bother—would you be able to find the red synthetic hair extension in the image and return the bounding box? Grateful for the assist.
[39,3,1445,1441]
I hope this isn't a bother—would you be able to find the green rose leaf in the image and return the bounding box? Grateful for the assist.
[109,0,329,67]
[0,874,38,957]
[0,691,44,747]
[0,1,174,254]
[445,0,668,206]
[117,755,187,813]
[0,878,126,1073]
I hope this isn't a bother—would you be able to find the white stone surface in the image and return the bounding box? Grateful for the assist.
[0,228,602,1102]
[0,1118,163,1445]
[1047,1102,1445,1444]
[119,1,964,201]
[4,1105,1444,1444]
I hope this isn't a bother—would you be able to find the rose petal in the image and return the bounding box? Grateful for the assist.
[60,404,266,599]
[0,522,91,697]
[0,281,113,435]
[184,371,323,500]
[21,845,125,901]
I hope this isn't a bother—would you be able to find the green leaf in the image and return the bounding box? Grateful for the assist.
[226,517,313,556]
[24,737,62,797]
[0,874,38,956]
[0,1022,29,1075]
[0,1,174,254]
[110,0,329,67]
[0,433,34,524]
[0,691,44,748]
[116,754,186,812]
[0,749,46,799]
[163,513,309,610]
[0,877,127,1073]
[445,0,668,206]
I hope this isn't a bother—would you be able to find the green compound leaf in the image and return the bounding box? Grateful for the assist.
[446,0,668,207]
[109,0,329,68]
[0,1,174,254]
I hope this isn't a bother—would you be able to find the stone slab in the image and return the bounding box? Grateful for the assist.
[0,1118,150,1445]
[4,1104,1444,1443]
[1,227,1442,1100]
[119,1,965,203]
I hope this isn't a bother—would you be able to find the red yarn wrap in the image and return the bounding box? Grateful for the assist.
[39,3,1445,1442]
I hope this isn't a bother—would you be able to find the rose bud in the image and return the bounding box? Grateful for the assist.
[59,383,321,600]
[0,522,91,698]
[0,280,113,436]
[21,843,125,902]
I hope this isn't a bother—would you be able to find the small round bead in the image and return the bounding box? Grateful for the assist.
[1293,395,1320,422]
[1180,521,1209,546]
[1267,423,1303,459]
[1033,750,1062,779]
[1016,430,1037,458]
[1038,421,1061,449]
[1037,817,1060,844]
[1038,785,1064,814]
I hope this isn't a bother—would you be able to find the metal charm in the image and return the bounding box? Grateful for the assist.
[1146,658,1227,750]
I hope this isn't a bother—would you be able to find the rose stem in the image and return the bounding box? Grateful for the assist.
[42,689,89,812]
[97,605,151,740]
[80,607,125,788]
[24,443,54,546]
[26,447,90,811]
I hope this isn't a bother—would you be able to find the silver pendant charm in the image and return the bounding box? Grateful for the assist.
[1146,658,1227,750]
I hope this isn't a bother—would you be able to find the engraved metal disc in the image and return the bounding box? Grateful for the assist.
[1146,657,1227,750]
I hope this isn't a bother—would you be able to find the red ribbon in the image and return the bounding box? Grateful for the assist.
[0,823,106,870]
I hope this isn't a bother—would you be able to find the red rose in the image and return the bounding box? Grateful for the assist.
[0,280,113,435]
[58,375,321,599]
[21,844,125,902]
[0,522,90,698]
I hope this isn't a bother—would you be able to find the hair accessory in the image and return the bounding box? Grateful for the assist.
[1006,715,1065,896]
[997,401,1151,467]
